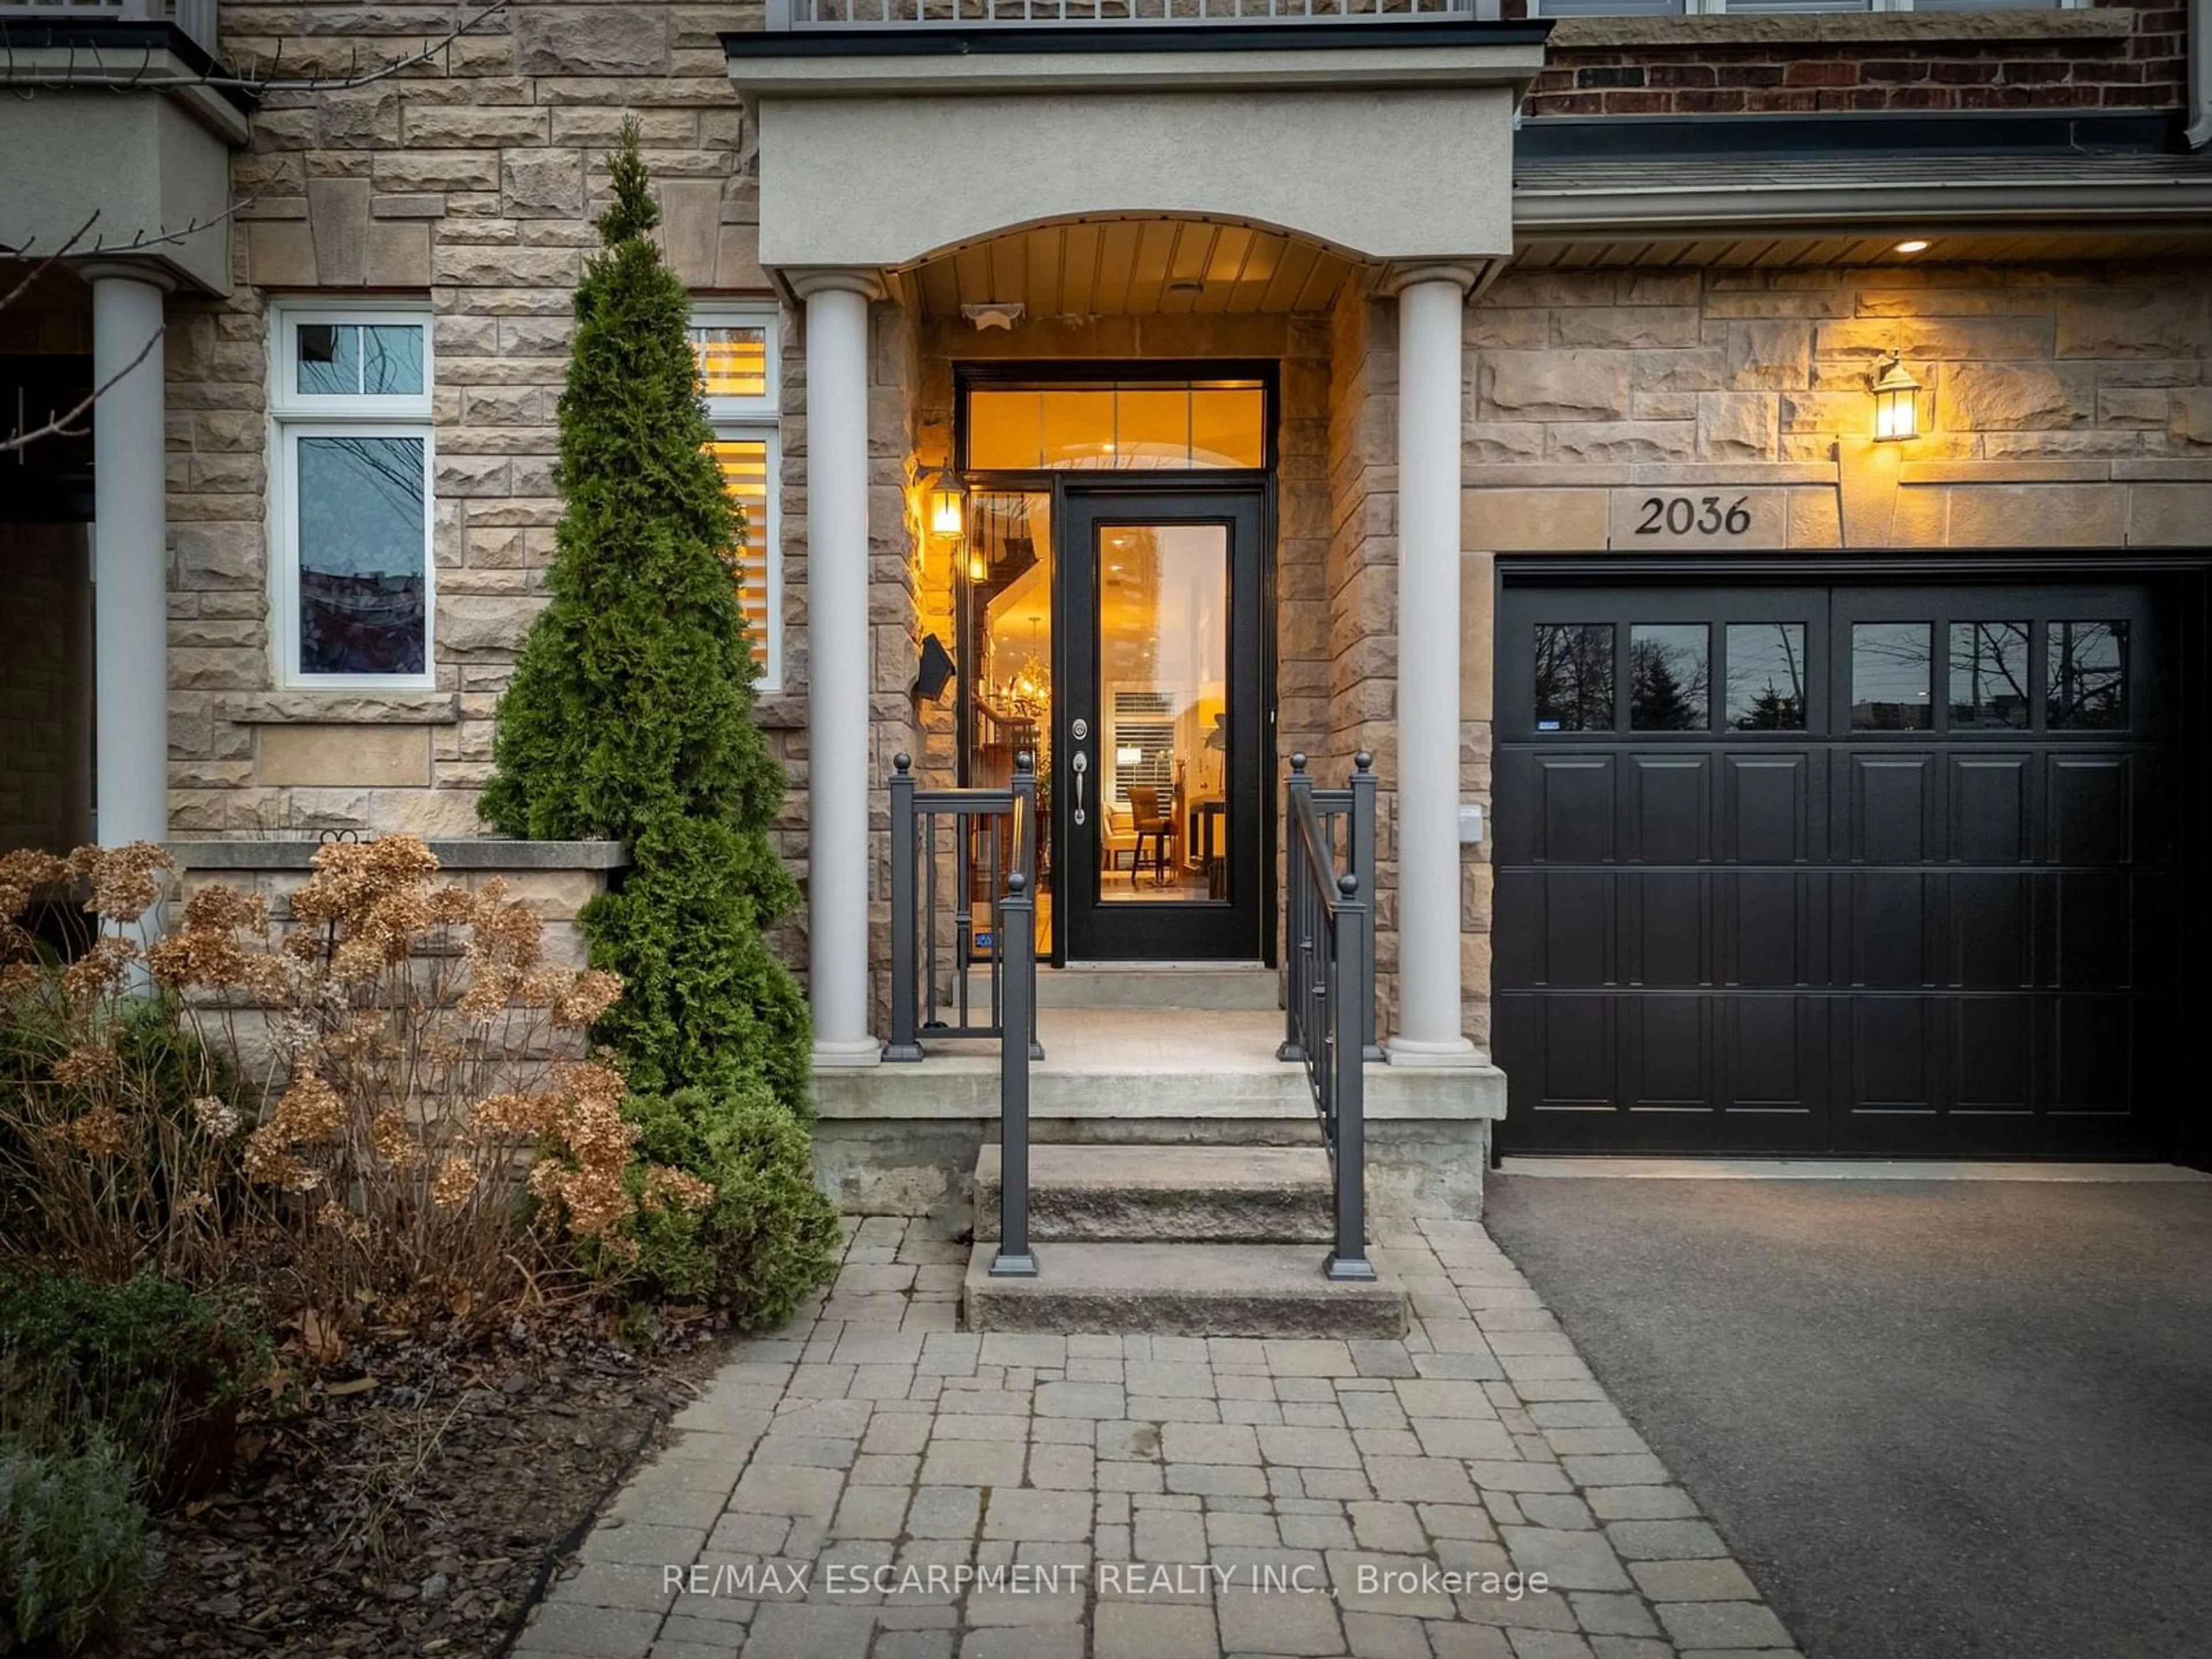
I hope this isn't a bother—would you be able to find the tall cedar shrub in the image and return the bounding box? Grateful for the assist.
[479,122,832,1322]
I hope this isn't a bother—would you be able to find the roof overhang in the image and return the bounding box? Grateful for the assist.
[1512,118,2212,267]
[728,22,1547,282]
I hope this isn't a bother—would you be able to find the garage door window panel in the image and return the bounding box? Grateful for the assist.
[1851,622,1933,731]
[1949,622,2032,730]
[1630,624,1710,732]
[1725,623,1808,731]
[1533,623,1616,732]
[2047,621,2127,730]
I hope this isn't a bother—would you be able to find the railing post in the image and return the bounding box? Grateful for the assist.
[1012,752,1044,1060]
[884,755,923,1061]
[991,869,1039,1278]
[1349,751,1382,1062]
[1278,754,1310,1063]
[1325,872,1375,1282]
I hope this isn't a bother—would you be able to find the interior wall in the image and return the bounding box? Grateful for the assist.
[0,524,94,855]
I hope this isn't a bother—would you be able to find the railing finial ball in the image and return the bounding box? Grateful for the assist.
[1338,873,1359,898]
[1007,870,1028,894]
[1290,753,1308,773]
[893,752,912,774]
[1354,751,1373,772]
[1015,751,1033,773]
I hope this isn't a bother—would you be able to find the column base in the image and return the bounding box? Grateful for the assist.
[812,1036,885,1070]
[1386,1037,1487,1069]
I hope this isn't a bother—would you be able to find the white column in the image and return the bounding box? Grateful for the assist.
[1387,266,1480,1066]
[793,270,886,1067]
[84,264,173,849]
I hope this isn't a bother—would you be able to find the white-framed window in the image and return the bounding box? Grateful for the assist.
[1530,1,2082,15]
[691,307,783,691]
[268,304,435,689]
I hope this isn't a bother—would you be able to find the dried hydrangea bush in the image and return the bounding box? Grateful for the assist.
[0,844,238,1286]
[1,838,710,1329]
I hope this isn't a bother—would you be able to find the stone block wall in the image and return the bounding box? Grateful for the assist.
[1453,257,2212,1051]
[1513,5,2184,118]
[167,1,772,840]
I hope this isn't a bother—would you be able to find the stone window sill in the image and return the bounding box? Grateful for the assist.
[218,692,461,726]
[1546,11,2135,51]
[170,838,629,871]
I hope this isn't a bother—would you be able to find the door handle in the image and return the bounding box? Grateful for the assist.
[1070,751,1087,826]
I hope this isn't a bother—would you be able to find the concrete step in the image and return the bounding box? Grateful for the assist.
[962,1242,1408,1338]
[974,1145,1334,1243]
[1024,965,1280,1012]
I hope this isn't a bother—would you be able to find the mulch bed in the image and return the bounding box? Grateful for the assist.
[125,1315,737,1658]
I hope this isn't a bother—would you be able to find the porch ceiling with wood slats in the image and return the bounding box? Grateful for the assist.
[911,219,1358,320]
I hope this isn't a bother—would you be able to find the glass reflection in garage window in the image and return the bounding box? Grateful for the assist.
[1533,623,1615,732]
[1851,622,1933,731]
[1949,623,2031,729]
[2048,621,2127,729]
[1630,624,1709,731]
[295,436,428,676]
[1725,623,1806,730]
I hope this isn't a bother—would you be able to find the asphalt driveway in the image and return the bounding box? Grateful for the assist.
[1482,1175,2212,1659]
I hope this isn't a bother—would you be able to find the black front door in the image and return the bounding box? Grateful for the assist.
[1056,489,1267,961]
[1494,573,2184,1158]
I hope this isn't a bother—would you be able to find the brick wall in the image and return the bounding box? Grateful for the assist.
[1513,3,2186,119]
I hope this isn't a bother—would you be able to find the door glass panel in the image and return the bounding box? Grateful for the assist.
[1630,624,1710,731]
[964,490,1054,953]
[1851,622,1933,730]
[1725,623,1807,730]
[1190,388,1266,468]
[2047,620,2128,729]
[1533,623,1615,732]
[1097,524,1229,905]
[1948,622,2031,729]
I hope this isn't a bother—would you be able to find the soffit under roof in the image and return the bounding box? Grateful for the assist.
[911,219,1359,320]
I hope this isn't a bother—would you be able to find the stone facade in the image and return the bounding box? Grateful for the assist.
[32,1,2190,1074]
[168,1,773,840]
[1516,5,2186,119]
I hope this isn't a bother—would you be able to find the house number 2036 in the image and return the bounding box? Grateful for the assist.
[1637,495,1752,537]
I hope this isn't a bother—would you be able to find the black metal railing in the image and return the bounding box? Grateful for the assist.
[1279,752,1376,1282]
[884,751,1040,1277]
[885,752,1042,1063]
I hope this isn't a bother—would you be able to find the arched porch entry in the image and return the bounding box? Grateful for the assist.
[907,215,1362,967]
[726,20,1542,1069]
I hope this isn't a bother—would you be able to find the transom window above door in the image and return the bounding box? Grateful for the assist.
[964,382,1266,472]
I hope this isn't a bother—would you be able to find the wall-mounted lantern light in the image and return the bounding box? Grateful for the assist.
[929,474,967,540]
[1870,350,1922,442]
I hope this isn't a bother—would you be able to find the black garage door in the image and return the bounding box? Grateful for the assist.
[1494,571,2189,1158]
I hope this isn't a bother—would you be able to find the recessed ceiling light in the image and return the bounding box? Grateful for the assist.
[1893,240,1931,255]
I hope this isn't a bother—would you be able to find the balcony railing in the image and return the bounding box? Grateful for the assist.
[767,0,1478,28]
[0,0,218,58]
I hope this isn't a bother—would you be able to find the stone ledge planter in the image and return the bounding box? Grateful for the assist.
[166,839,630,971]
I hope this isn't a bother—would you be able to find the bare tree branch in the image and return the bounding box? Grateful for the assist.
[0,3,510,96]
[0,209,99,316]
[0,323,163,454]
